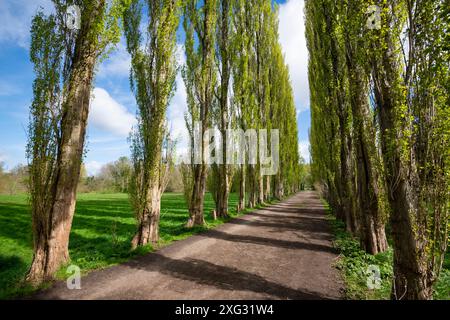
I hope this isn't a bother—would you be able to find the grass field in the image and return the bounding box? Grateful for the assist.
[0,192,247,299]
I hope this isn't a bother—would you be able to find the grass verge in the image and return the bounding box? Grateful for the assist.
[323,200,449,300]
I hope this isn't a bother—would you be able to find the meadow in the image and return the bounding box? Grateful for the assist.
[0,192,244,299]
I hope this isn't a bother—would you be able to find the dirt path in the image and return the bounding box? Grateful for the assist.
[33,192,342,300]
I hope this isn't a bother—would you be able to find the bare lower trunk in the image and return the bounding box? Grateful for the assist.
[274,172,284,200]
[131,183,162,248]
[27,5,101,283]
[389,180,430,300]
[215,164,229,218]
[257,171,264,205]
[247,165,256,208]
[264,175,270,202]
[237,165,245,212]
[187,164,207,227]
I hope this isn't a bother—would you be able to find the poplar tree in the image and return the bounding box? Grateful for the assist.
[210,0,233,218]
[369,0,450,299]
[27,0,130,284]
[183,0,218,227]
[124,0,180,247]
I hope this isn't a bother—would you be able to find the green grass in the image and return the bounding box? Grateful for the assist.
[0,192,262,299]
[323,200,450,300]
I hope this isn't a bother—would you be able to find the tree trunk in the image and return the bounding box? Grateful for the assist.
[27,2,102,283]
[131,181,162,248]
[264,175,270,202]
[187,163,207,227]
[215,163,229,218]
[345,40,388,255]
[215,0,231,219]
[372,28,431,299]
[237,164,245,212]
[247,165,256,208]
[274,172,284,200]
[257,171,264,205]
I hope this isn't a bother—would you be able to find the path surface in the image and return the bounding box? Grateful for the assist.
[33,192,342,300]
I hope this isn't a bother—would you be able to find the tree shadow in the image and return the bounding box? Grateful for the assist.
[126,253,330,300]
[0,255,30,299]
[0,202,33,249]
[225,218,333,241]
[200,229,337,254]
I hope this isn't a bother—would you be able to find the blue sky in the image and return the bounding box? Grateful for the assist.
[0,0,310,175]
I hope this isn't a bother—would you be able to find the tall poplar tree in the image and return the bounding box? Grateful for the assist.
[27,0,130,283]
[183,0,218,227]
[124,0,180,247]
[211,0,233,218]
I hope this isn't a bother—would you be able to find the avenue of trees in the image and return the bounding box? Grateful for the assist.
[306,0,449,299]
[25,0,301,285]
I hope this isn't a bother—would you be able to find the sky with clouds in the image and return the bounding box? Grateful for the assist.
[0,0,310,176]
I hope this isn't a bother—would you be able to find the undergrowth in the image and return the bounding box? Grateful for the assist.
[324,200,449,300]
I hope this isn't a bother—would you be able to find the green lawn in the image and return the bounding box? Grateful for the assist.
[0,192,245,299]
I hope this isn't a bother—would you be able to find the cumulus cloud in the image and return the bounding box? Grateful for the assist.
[84,161,104,176]
[0,151,7,163]
[89,88,137,138]
[298,140,311,163]
[98,41,131,79]
[278,0,309,112]
[167,44,189,157]
[0,81,20,96]
[0,0,53,48]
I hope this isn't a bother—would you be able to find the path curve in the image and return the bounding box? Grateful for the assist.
[33,192,343,300]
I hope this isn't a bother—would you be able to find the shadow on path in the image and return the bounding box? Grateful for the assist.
[126,253,329,300]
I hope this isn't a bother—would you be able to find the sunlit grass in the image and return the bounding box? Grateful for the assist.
[0,192,247,299]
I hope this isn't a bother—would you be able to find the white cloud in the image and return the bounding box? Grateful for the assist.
[167,44,189,157]
[0,151,7,163]
[84,161,104,176]
[278,0,309,112]
[98,41,131,78]
[0,81,20,96]
[0,0,53,48]
[298,140,310,163]
[89,88,137,138]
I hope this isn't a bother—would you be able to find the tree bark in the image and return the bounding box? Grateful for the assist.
[131,177,162,248]
[237,164,245,212]
[187,163,207,227]
[247,165,256,208]
[257,171,264,205]
[345,39,388,255]
[264,175,270,201]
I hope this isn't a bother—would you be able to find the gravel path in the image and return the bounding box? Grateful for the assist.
[33,191,343,300]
